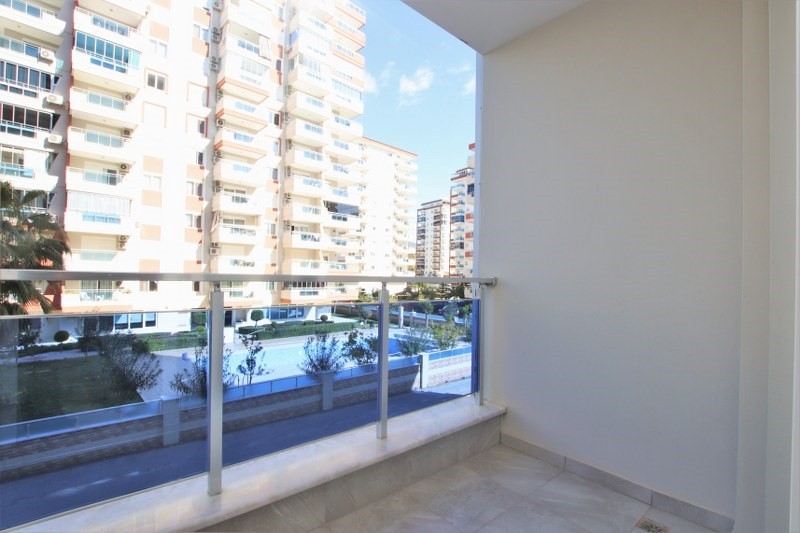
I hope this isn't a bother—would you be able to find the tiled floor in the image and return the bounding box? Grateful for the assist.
[313,445,715,533]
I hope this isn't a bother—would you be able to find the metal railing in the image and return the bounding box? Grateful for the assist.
[0,270,495,501]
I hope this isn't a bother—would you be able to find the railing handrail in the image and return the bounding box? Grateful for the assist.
[0,269,497,287]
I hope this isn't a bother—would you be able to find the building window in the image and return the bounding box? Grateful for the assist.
[141,280,158,292]
[143,173,161,190]
[186,181,202,197]
[148,38,168,58]
[196,151,205,166]
[185,213,202,228]
[75,32,140,72]
[192,24,209,42]
[0,60,58,97]
[188,115,206,135]
[146,71,166,91]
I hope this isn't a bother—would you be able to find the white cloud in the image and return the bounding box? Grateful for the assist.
[363,71,378,94]
[462,75,476,96]
[379,62,396,85]
[399,67,435,98]
[448,62,472,75]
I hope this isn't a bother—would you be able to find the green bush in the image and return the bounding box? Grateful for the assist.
[54,330,70,343]
[249,321,355,341]
[18,342,78,357]
[319,314,329,322]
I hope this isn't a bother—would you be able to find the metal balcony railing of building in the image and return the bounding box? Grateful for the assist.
[0,269,495,528]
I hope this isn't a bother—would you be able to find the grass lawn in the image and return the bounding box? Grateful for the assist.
[16,357,142,423]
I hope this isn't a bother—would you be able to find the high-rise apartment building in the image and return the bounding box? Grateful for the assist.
[415,198,449,277]
[0,0,413,321]
[449,143,474,277]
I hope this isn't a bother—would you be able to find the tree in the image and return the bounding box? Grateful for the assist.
[298,333,345,374]
[53,330,69,351]
[237,333,266,385]
[75,318,102,355]
[462,303,473,339]
[97,333,162,400]
[0,182,70,315]
[170,336,234,397]
[442,300,459,323]
[250,309,264,327]
[341,329,378,366]
[398,327,431,358]
[431,321,460,350]
[419,300,434,328]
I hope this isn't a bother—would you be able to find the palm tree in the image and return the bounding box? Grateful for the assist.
[0,182,70,315]
[419,300,434,328]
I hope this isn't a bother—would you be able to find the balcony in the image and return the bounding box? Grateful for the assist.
[215,96,271,130]
[0,36,56,73]
[0,121,51,152]
[211,223,259,246]
[63,208,134,236]
[325,114,363,141]
[287,64,330,98]
[213,159,260,188]
[214,128,268,159]
[73,7,144,53]
[324,163,363,185]
[326,91,363,119]
[216,54,271,103]
[279,286,325,303]
[282,230,322,250]
[282,259,326,275]
[322,183,360,204]
[69,87,137,129]
[0,0,65,45]
[287,91,331,122]
[71,48,141,94]
[220,0,272,37]
[65,167,133,197]
[285,147,327,174]
[284,202,323,224]
[213,256,258,274]
[326,261,359,274]
[76,0,148,27]
[211,191,264,217]
[284,174,324,198]
[396,158,418,173]
[285,119,329,147]
[67,127,134,165]
[324,235,360,252]
[325,211,360,231]
[325,139,359,164]
[337,0,366,26]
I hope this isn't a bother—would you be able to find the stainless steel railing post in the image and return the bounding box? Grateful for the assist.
[376,283,389,439]
[208,286,224,495]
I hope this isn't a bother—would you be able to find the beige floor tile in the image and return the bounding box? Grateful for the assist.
[460,444,562,496]
[479,497,593,533]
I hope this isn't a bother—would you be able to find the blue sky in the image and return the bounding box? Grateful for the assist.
[357,0,477,205]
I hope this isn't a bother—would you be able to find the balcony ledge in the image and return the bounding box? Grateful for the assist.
[14,396,505,532]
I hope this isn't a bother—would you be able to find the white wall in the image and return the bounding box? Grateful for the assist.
[479,0,765,519]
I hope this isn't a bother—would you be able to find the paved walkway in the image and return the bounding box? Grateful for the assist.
[0,383,469,529]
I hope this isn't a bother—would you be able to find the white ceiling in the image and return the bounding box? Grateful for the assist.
[401,0,588,54]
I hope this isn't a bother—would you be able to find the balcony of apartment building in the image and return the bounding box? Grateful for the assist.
[395,157,417,174]
[321,182,358,204]
[283,201,324,225]
[323,161,363,186]
[282,229,322,250]
[219,0,273,39]
[65,166,133,198]
[214,127,268,159]
[324,210,360,232]
[73,7,144,57]
[395,206,414,220]
[211,188,264,217]
[0,0,64,46]
[331,16,365,51]
[0,35,58,82]
[69,87,138,129]
[215,52,271,103]
[324,234,360,253]
[324,138,359,164]
[212,158,261,188]
[212,255,259,275]
[326,88,363,119]
[284,173,324,198]
[337,0,366,27]
[282,259,326,276]
[285,118,330,148]
[396,182,418,197]
[0,116,57,153]
[63,191,134,236]
[66,126,134,166]
[331,41,365,70]
[76,0,146,28]
[71,30,142,94]
[287,60,331,99]
[210,218,259,247]
[285,145,328,174]
[287,90,332,122]
[215,94,271,130]
[0,157,57,192]
[325,113,363,140]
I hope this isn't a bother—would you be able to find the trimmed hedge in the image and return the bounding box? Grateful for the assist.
[135,332,204,351]
[241,321,356,341]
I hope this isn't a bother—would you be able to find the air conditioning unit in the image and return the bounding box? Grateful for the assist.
[214,150,222,158]
[210,242,220,248]
[211,28,221,43]
[214,180,222,187]
[216,118,225,127]
[209,57,220,72]
[46,134,63,145]
[212,0,223,11]
[209,247,220,256]
[45,94,64,106]
[121,129,132,138]
[213,156,221,163]
[216,89,223,98]
[119,163,130,171]
[118,235,129,243]
[123,93,133,101]
[38,49,54,62]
